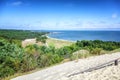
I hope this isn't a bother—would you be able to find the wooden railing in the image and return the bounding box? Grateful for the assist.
[68,58,120,77]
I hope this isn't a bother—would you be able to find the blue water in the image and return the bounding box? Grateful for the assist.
[47,30,120,42]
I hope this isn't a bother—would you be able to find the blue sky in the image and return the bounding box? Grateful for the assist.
[0,0,120,30]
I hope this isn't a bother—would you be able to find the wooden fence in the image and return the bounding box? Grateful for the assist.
[68,58,120,77]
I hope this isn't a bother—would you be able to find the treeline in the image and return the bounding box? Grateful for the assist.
[0,29,48,40]
[0,29,48,46]
[76,40,120,51]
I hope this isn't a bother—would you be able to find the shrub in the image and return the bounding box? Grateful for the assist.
[90,48,102,55]
[0,66,15,78]
[72,50,90,60]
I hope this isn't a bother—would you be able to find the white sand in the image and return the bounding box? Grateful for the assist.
[22,39,36,47]
[47,36,75,43]
[11,52,120,80]
[68,64,120,80]
[21,38,45,47]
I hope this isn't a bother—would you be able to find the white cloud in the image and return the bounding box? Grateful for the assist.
[112,13,118,19]
[9,1,23,6]
[35,20,119,30]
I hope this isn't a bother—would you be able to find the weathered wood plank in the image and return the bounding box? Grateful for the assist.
[68,58,120,77]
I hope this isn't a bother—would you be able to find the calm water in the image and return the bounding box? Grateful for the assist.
[47,30,120,42]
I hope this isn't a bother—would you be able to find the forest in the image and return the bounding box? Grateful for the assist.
[0,30,48,46]
[0,30,120,79]
[0,30,48,40]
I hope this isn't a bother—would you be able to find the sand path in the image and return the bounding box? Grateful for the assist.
[11,52,120,80]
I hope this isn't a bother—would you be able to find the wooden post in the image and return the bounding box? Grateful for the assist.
[114,59,118,66]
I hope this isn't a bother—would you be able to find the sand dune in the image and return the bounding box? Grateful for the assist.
[68,64,120,80]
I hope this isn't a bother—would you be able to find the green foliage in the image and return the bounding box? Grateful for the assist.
[0,29,48,47]
[0,41,24,78]
[36,36,47,43]
[25,45,63,68]
[71,50,90,60]
[38,53,63,68]
[21,54,38,72]
[0,29,48,40]
[0,66,15,78]
[76,40,120,51]
[11,39,22,47]
[90,48,102,55]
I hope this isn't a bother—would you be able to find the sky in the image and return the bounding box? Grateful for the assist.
[0,0,120,30]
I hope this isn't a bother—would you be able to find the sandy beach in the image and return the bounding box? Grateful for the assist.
[46,35,75,43]
[46,36,74,48]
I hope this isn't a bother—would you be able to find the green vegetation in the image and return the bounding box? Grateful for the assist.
[36,36,47,43]
[76,40,120,51]
[0,30,120,79]
[0,29,48,40]
[0,41,63,79]
[0,30,48,46]
[46,38,74,48]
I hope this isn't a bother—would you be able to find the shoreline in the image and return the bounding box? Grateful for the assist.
[46,35,75,43]
[46,35,74,48]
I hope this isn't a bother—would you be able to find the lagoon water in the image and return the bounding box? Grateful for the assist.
[47,30,120,42]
